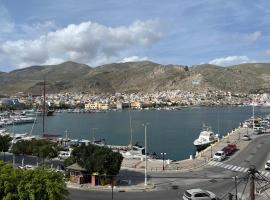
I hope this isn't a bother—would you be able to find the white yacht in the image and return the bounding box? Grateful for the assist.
[193,125,219,151]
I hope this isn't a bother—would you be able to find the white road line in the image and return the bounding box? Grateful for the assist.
[227,165,234,170]
[208,161,215,165]
[261,171,267,176]
[220,164,226,168]
[215,162,223,166]
[224,164,231,169]
[239,167,245,172]
[243,168,249,173]
[231,166,238,171]
[235,167,241,171]
[211,162,219,166]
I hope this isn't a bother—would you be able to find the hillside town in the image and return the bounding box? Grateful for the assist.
[0,89,269,111]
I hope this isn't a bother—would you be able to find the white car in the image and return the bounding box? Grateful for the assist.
[242,134,251,141]
[265,160,270,170]
[213,151,225,162]
[183,188,217,200]
[58,151,71,160]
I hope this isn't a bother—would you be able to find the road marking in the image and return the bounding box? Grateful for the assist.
[211,162,219,166]
[243,168,249,173]
[235,166,241,171]
[227,165,234,170]
[265,172,270,177]
[224,164,231,169]
[220,164,226,167]
[261,171,267,176]
[239,167,245,172]
[231,166,238,171]
[208,161,215,165]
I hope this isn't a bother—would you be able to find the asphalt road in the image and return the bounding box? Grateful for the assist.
[68,134,270,200]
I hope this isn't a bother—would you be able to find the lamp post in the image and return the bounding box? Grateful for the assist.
[210,144,213,158]
[142,123,149,186]
[161,152,167,171]
[233,175,238,200]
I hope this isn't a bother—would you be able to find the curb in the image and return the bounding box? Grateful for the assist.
[66,182,156,192]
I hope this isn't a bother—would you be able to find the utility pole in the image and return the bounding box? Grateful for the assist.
[249,166,256,200]
[252,104,255,130]
[91,128,97,143]
[143,123,149,186]
[161,152,167,171]
[232,176,238,200]
[111,176,114,200]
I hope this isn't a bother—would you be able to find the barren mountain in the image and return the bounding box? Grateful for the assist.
[0,61,270,95]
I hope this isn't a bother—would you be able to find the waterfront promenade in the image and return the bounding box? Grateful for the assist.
[121,126,254,172]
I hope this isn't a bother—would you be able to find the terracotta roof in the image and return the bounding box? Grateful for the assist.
[67,163,87,172]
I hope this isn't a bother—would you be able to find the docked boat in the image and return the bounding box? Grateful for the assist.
[193,125,219,151]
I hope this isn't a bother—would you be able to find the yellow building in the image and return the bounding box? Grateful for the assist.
[85,102,98,110]
[98,103,109,110]
[85,102,109,110]
[131,101,141,109]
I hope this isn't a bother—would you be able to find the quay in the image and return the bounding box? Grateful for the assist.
[121,126,259,172]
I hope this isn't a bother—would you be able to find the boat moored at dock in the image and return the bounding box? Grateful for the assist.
[193,125,219,151]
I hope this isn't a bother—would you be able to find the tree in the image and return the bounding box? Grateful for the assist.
[0,161,68,199]
[66,144,123,176]
[12,140,33,166]
[17,168,68,200]
[0,135,12,161]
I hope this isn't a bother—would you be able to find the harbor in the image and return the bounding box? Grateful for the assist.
[0,106,269,160]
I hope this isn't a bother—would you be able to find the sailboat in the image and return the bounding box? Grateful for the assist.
[41,79,59,138]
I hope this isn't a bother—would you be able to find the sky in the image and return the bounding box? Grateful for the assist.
[0,0,270,71]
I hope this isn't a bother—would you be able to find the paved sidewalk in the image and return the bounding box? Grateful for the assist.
[66,181,155,192]
[121,127,255,173]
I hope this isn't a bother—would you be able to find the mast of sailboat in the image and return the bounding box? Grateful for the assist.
[129,101,133,148]
[42,78,46,137]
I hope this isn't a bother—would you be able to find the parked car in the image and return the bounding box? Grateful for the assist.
[242,134,251,141]
[222,146,233,156]
[222,144,237,156]
[58,151,71,160]
[182,188,218,200]
[227,143,237,152]
[265,160,270,170]
[213,151,226,161]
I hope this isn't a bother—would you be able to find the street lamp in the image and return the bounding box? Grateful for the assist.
[142,123,149,186]
[232,175,238,200]
[210,144,213,158]
[161,152,167,171]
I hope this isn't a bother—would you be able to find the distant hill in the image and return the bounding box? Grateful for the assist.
[0,61,270,95]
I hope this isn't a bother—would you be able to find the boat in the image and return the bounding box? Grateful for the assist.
[193,125,219,151]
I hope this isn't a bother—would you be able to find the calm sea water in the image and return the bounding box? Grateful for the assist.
[8,106,270,160]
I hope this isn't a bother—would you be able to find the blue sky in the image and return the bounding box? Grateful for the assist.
[0,0,270,71]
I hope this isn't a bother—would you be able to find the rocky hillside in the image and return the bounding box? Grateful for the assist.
[0,61,270,95]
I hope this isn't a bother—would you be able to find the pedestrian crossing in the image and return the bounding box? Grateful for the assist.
[208,160,270,177]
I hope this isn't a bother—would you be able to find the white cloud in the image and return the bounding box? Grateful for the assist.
[119,56,149,63]
[0,19,163,68]
[209,56,256,67]
[244,31,261,43]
